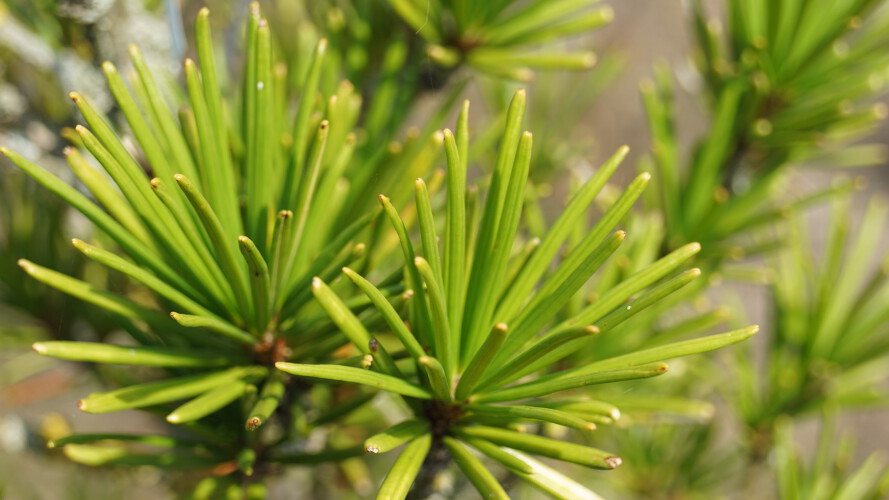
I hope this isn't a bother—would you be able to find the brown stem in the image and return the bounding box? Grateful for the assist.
[407,439,451,500]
